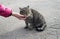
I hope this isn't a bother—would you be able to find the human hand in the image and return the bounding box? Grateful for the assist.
[19,15,27,20]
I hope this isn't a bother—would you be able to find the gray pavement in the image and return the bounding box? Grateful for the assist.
[0,0,60,39]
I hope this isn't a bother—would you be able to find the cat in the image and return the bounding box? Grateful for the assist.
[19,6,47,32]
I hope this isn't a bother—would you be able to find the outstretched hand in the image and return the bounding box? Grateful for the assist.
[19,14,27,20]
[12,12,27,20]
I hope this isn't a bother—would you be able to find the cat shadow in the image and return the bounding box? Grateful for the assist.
[0,26,45,39]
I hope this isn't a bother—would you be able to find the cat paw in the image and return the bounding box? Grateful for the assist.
[24,26,28,29]
[28,28,33,30]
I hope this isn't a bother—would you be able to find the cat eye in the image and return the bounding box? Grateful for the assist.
[20,11,23,13]
[20,11,24,14]
[20,10,25,12]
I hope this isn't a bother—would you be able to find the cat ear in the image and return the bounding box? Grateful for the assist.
[19,7,22,10]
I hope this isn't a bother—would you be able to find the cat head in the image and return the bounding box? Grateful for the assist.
[19,6,30,16]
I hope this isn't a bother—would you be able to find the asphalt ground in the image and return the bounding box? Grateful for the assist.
[0,0,60,39]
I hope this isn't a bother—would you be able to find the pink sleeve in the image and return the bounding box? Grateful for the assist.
[0,4,12,17]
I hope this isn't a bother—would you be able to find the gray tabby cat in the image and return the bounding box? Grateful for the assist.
[19,6,47,32]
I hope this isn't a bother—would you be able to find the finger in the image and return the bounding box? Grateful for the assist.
[20,18,26,20]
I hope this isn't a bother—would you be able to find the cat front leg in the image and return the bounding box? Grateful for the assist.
[24,21,29,29]
[28,23,33,30]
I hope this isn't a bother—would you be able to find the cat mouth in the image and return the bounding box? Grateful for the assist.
[23,15,28,18]
[23,15,28,17]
